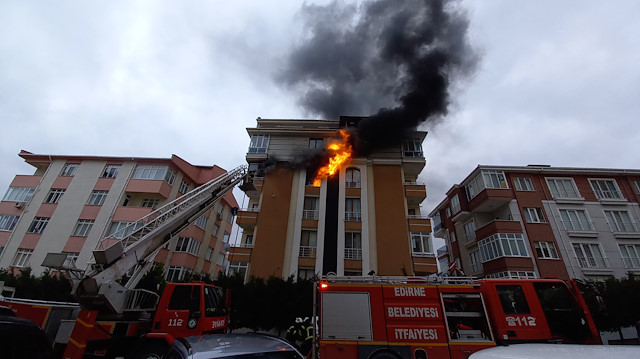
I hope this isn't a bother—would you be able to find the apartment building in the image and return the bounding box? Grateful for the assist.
[429,165,640,281]
[227,117,436,281]
[0,150,238,280]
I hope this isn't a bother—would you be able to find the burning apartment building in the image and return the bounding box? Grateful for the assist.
[228,117,435,280]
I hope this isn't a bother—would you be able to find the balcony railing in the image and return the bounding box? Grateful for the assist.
[345,248,362,260]
[608,221,638,232]
[622,257,640,268]
[299,246,317,258]
[562,220,594,231]
[551,188,582,199]
[594,189,624,200]
[345,181,361,188]
[576,256,610,269]
[302,210,319,220]
[345,212,361,222]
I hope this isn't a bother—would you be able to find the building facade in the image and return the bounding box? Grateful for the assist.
[228,117,436,281]
[0,150,238,280]
[429,165,640,281]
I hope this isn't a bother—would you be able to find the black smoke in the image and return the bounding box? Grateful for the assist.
[278,0,478,156]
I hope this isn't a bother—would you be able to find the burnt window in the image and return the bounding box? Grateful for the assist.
[496,285,531,314]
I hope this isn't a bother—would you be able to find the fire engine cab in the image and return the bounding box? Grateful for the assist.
[314,276,600,359]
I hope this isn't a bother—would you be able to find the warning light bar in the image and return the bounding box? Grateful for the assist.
[320,282,329,290]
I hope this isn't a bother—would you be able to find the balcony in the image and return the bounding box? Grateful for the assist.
[622,257,640,269]
[242,177,263,198]
[345,248,362,260]
[576,256,610,269]
[126,179,172,198]
[299,246,317,258]
[236,208,259,228]
[475,220,522,240]
[228,246,252,263]
[609,221,640,238]
[404,182,427,204]
[408,215,431,233]
[303,210,319,220]
[345,212,361,222]
[468,188,513,212]
[112,206,155,222]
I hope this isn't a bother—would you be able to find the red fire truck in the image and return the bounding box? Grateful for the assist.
[314,276,601,359]
[0,165,250,359]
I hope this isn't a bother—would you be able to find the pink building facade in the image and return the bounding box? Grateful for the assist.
[0,150,238,280]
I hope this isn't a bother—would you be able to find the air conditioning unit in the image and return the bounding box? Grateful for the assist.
[14,202,23,209]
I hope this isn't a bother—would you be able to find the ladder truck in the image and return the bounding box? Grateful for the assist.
[1,165,251,359]
[313,275,601,359]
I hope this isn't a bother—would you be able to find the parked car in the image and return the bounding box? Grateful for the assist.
[0,314,53,359]
[163,333,304,359]
[468,343,640,359]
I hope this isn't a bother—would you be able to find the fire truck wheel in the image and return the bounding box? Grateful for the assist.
[127,339,169,359]
[369,350,402,359]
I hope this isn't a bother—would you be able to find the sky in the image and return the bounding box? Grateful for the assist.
[1,0,640,247]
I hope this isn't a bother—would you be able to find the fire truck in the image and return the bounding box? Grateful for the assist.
[0,165,251,359]
[313,275,601,359]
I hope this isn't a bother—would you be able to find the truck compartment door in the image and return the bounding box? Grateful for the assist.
[321,292,372,340]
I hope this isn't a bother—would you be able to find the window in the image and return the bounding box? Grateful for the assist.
[217,204,224,218]
[216,253,225,266]
[432,212,442,231]
[0,215,19,231]
[559,209,593,231]
[87,190,108,205]
[141,198,159,208]
[496,285,531,314]
[194,215,208,230]
[345,232,362,259]
[345,198,361,221]
[450,195,461,214]
[298,268,315,280]
[478,233,528,262]
[534,242,559,259]
[248,135,270,153]
[303,197,319,219]
[175,237,201,255]
[546,178,581,199]
[63,252,79,268]
[573,243,608,268]
[345,168,361,188]
[411,232,431,254]
[206,247,214,261]
[604,210,637,232]
[450,232,456,243]
[3,187,35,202]
[228,262,249,280]
[470,250,482,272]
[245,235,254,247]
[309,138,324,149]
[12,249,33,268]
[523,207,546,223]
[43,189,64,204]
[61,163,79,176]
[223,232,230,243]
[102,165,120,178]
[634,180,640,194]
[486,271,536,279]
[28,217,49,234]
[72,219,94,236]
[299,230,317,258]
[166,266,191,282]
[179,180,189,194]
[212,224,219,237]
[464,221,476,242]
[402,139,423,157]
[513,177,534,191]
[465,170,508,200]
[589,179,623,200]
[132,166,176,185]
[620,244,640,268]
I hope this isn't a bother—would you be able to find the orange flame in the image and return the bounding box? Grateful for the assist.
[313,130,352,186]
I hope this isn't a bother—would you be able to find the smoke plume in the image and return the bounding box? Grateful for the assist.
[278,0,478,155]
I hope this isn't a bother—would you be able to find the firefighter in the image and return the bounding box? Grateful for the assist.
[301,317,314,357]
[286,317,304,350]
